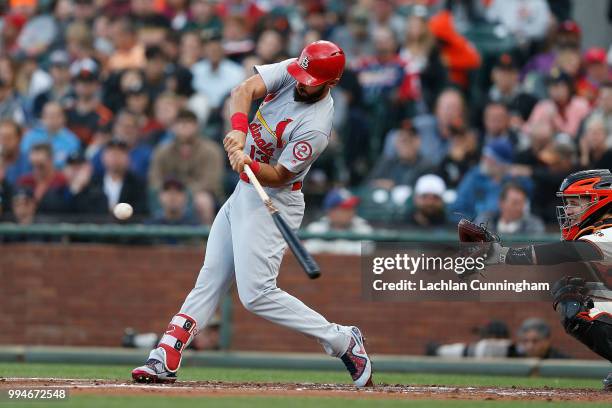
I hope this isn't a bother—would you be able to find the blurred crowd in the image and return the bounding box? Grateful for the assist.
[0,0,611,243]
[427,317,570,359]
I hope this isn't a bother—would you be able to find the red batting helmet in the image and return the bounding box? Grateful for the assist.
[556,169,612,240]
[287,41,345,86]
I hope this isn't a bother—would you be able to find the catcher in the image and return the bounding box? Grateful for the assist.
[458,169,612,390]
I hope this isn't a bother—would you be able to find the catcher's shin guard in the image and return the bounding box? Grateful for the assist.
[557,302,612,362]
[157,313,197,372]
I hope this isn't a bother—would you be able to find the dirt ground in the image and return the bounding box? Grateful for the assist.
[1,378,611,402]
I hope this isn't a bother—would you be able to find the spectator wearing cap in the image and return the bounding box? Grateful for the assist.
[304,188,373,256]
[450,139,532,222]
[32,50,73,118]
[62,151,97,217]
[149,109,224,225]
[512,318,569,359]
[368,122,432,190]
[522,20,582,81]
[21,101,80,168]
[17,143,71,215]
[85,139,148,219]
[92,110,153,180]
[406,174,449,229]
[65,58,113,146]
[484,0,550,45]
[526,69,590,138]
[191,33,244,110]
[0,119,29,186]
[108,17,146,72]
[146,178,198,226]
[577,48,612,105]
[475,182,545,235]
[486,54,537,123]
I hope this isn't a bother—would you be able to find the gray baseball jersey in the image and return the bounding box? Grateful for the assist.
[148,59,352,366]
[245,58,333,184]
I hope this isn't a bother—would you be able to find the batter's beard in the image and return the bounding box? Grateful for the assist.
[293,86,326,104]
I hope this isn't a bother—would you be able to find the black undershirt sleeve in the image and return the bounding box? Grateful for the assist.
[505,241,603,265]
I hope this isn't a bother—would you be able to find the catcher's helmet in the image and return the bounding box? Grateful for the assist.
[287,41,345,86]
[556,169,612,240]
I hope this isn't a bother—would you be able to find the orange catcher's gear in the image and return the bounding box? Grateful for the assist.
[287,41,345,86]
[557,169,612,241]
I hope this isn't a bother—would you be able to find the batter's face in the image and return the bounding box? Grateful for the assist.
[294,83,328,103]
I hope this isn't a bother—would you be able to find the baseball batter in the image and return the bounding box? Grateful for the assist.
[132,41,373,387]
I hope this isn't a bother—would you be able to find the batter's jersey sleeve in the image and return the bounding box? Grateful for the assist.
[579,227,612,262]
[254,59,295,94]
[277,131,329,174]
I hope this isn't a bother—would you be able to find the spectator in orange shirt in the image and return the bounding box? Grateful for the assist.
[428,10,481,90]
[65,59,113,146]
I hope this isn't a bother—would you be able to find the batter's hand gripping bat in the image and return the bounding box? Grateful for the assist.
[243,164,321,279]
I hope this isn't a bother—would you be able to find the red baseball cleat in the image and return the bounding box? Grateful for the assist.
[340,327,373,387]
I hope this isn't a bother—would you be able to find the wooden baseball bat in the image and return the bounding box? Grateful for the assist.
[243,164,321,279]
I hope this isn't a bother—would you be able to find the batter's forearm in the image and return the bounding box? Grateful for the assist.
[230,75,268,118]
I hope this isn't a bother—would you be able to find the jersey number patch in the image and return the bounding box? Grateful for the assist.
[293,141,312,161]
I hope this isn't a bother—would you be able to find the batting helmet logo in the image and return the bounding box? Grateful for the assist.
[299,56,310,70]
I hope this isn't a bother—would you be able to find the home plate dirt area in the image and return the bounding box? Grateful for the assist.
[1,378,610,402]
